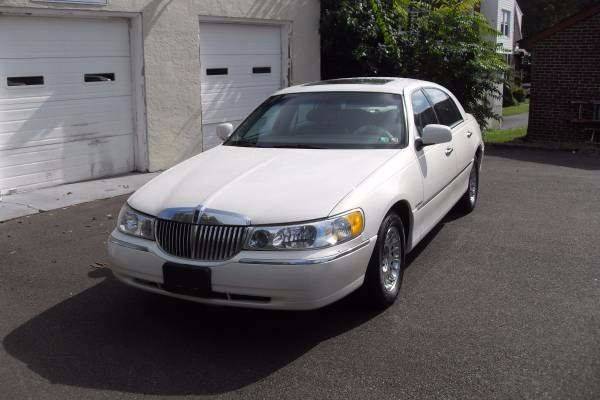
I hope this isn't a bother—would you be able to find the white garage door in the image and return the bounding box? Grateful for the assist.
[199,22,283,149]
[0,16,135,193]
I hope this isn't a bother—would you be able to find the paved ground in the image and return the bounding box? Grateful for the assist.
[501,113,529,130]
[0,172,159,223]
[1,148,599,400]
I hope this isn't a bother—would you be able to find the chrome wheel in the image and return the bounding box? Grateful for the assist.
[381,226,402,292]
[468,165,478,205]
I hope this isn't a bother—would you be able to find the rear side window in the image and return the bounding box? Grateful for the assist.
[411,90,438,136]
[424,88,463,127]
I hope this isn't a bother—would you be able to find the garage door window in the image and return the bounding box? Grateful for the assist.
[7,76,44,86]
[206,68,228,76]
[84,73,115,83]
[253,66,271,74]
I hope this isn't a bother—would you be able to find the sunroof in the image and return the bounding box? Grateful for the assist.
[305,78,394,86]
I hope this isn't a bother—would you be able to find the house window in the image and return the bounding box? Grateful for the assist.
[501,10,511,36]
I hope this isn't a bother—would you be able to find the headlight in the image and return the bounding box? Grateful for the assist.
[117,204,156,240]
[244,210,364,250]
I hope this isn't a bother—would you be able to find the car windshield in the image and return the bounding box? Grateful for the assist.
[224,92,406,149]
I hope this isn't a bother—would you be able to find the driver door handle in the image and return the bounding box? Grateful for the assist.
[467,131,473,138]
[445,147,454,156]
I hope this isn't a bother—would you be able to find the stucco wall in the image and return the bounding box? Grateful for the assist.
[0,0,321,171]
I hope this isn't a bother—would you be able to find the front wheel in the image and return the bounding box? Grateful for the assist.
[363,213,406,309]
[457,161,479,214]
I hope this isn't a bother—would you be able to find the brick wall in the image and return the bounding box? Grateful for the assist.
[528,12,600,143]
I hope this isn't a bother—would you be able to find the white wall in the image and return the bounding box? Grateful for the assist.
[497,0,515,53]
[480,0,515,53]
[0,0,321,172]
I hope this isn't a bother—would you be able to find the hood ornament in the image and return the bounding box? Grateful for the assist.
[158,205,251,226]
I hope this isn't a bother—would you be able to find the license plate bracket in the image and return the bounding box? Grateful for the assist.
[162,263,211,296]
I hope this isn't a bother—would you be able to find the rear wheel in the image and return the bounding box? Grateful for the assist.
[363,213,405,309]
[457,160,479,214]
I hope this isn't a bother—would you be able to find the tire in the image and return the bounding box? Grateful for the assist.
[457,160,479,214]
[363,213,406,309]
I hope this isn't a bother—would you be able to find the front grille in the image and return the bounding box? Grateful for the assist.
[155,220,246,261]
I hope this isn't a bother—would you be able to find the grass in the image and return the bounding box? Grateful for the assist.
[484,127,527,144]
[503,100,530,117]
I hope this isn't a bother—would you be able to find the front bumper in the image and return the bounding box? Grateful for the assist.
[107,230,376,310]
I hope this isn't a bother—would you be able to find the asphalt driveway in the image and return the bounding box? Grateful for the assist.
[1,147,599,400]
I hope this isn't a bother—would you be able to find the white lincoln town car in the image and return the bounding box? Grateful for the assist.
[108,77,483,310]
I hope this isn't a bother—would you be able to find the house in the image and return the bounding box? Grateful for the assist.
[480,0,523,62]
[521,4,600,144]
[0,0,321,194]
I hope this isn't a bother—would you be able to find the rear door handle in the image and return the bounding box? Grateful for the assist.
[467,131,473,138]
[445,147,454,156]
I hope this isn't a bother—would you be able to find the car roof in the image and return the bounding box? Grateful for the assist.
[274,77,436,96]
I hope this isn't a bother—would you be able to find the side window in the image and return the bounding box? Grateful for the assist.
[424,88,463,127]
[411,89,438,136]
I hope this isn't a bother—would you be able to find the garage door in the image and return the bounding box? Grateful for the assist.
[199,22,283,149]
[0,16,135,193]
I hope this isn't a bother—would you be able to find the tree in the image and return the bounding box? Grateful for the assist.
[321,0,508,128]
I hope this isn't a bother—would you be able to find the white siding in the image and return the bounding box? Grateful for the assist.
[497,0,515,53]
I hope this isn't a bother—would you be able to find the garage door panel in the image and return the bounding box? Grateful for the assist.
[201,86,280,124]
[0,135,133,191]
[0,136,132,178]
[0,18,129,58]
[0,57,131,76]
[0,121,133,151]
[200,54,281,72]
[0,16,135,192]
[0,43,130,59]
[199,24,281,56]
[0,96,131,123]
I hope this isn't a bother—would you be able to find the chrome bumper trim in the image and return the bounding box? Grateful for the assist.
[238,240,372,265]
[109,235,150,252]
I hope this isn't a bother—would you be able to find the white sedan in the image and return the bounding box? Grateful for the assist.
[108,77,483,310]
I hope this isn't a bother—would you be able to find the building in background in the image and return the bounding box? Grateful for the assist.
[0,0,320,194]
[521,4,600,144]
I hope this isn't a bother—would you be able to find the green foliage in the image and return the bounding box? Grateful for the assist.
[321,0,508,129]
[503,83,516,107]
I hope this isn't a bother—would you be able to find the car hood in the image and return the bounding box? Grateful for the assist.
[129,145,399,225]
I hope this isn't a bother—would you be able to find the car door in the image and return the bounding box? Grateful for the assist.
[423,88,472,174]
[411,88,458,233]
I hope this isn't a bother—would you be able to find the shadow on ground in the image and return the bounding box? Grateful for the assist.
[486,146,600,170]
[2,270,380,396]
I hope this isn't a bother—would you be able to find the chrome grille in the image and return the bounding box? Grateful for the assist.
[155,220,246,261]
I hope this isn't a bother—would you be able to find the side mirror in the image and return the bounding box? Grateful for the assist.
[417,124,452,149]
[216,123,234,141]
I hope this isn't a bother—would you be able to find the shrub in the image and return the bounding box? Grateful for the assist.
[512,86,526,103]
[503,83,516,107]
